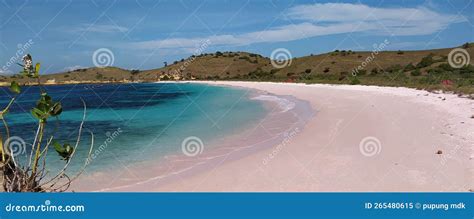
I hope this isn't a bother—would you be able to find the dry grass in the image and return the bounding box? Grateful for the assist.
[1,43,473,94]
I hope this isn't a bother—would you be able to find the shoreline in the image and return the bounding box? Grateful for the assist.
[1,80,473,99]
[159,81,473,192]
[72,84,314,191]
[77,81,473,191]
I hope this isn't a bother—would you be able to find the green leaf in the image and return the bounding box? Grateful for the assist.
[36,102,49,113]
[9,81,21,94]
[53,141,65,153]
[34,63,40,77]
[31,107,45,120]
[50,102,62,116]
[64,144,73,155]
[36,93,52,113]
[53,141,73,161]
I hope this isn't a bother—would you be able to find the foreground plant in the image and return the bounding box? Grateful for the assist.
[0,54,93,192]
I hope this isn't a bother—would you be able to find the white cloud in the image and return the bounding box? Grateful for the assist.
[128,3,467,50]
[70,24,128,33]
[285,3,466,36]
[0,69,12,75]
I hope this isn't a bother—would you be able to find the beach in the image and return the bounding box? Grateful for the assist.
[74,81,473,192]
[154,81,473,192]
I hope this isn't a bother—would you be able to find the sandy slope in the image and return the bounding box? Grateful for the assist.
[158,81,473,192]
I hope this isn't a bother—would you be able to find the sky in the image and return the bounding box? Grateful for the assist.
[0,0,473,74]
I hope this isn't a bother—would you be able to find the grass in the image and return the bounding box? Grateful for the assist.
[2,43,473,96]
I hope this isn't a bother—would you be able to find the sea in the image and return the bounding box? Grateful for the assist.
[0,82,269,174]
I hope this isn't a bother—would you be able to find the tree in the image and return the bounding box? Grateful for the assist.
[1,54,93,192]
[163,62,167,67]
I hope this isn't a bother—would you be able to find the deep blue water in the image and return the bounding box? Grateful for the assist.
[0,83,266,172]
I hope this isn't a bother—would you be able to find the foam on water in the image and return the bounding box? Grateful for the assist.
[251,95,295,112]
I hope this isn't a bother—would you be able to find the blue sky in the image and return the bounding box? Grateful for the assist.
[1,0,473,74]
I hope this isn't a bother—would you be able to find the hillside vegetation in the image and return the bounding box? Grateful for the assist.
[1,43,473,95]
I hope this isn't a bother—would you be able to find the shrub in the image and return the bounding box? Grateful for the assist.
[270,69,280,74]
[459,64,474,75]
[323,67,330,73]
[437,63,455,71]
[305,69,312,74]
[358,69,367,76]
[350,76,361,85]
[397,50,404,55]
[370,68,379,75]
[411,69,421,76]
[416,54,435,68]
[386,64,402,73]
[404,63,416,72]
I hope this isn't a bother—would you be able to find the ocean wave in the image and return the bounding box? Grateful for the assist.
[251,95,295,112]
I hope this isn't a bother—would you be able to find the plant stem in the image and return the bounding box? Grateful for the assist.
[31,122,45,177]
[0,119,11,163]
[0,97,15,163]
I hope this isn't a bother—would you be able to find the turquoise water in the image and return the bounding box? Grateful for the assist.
[0,83,267,173]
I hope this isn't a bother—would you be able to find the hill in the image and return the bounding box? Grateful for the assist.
[1,43,473,95]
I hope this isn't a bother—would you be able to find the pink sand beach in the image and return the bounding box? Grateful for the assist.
[74,81,473,192]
